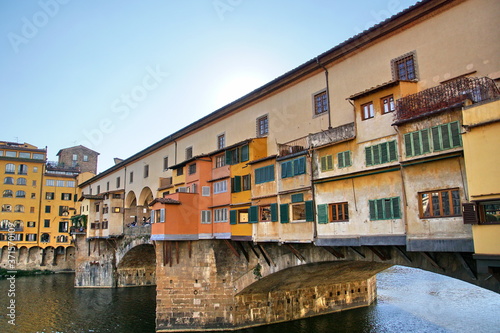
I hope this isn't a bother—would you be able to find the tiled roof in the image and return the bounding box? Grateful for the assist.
[149,198,181,206]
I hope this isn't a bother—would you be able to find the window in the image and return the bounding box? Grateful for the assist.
[320,155,334,172]
[231,176,242,193]
[129,171,134,183]
[31,193,36,199]
[337,151,352,168]
[478,200,500,224]
[292,203,307,221]
[201,210,211,224]
[362,102,374,120]
[30,206,35,213]
[365,141,398,166]
[106,181,110,191]
[33,167,38,173]
[101,221,109,229]
[27,221,36,227]
[4,177,14,184]
[61,193,72,201]
[6,151,16,157]
[176,168,183,176]
[1,204,12,212]
[392,53,417,81]
[18,164,28,175]
[59,206,69,216]
[3,190,13,198]
[213,180,227,194]
[116,177,121,188]
[33,153,44,160]
[242,174,251,191]
[19,152,30,158]
[57,235,69,243]
[83,155,89,162]
[215,154,226,168]
[381,95,395,113]
[431,121,462,151]
[255,165,275,184]
[314,90,328,115]
[5,163,15,174]
[59,221,68,233]
[217,134,225,149]
[26,234,37,242]
[419,189,460,218]
[257,115,268,137]
[230,209,249,224]
[163,156,169,171]
[144,165,149,178]
[16,190,25,198]
[188,163,196,175]
[17,177,27,185]
[260,205,273,222]
[45,206,51,213]
[46,179,55,186]
[404,129,431,157]
[214,208,228,223]
[113,207,121,213]
[14,205,24,213]
[72,154,78,161]
[186,146,193,160]
[369,197,401,220]
[151,209,165,223]
[330,202,349,222]
[44,219,50,228]
[281,156,306,178]
[32,180,36,186]
[202,186,210,196]
[97,185,101,194]
[56,180,64,187]
[225,145,249,165]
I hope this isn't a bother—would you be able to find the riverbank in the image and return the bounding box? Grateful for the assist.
[0,268,74,278]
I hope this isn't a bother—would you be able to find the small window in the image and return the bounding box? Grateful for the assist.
[215,154,226,168]
[365,141,398,166]
[17,177,27,185]
[260,205,272,222]
[15,190,25,198]
[56,180,64,187]
[66,181,75,187]
[3,190,13,198]
[5,163,15,174]
[419,189,460,218]
[314,90,328,116]
[202,186,211,196]
[116,177,121,188]
[337,151,352,168]
[330,202,349,222]
[46,192,55,200]
[213,180,227,194]
[113,207,121,213]
[27,221,36,227]
[83,155,89,162]
[242,174,251,191]
[217,134,225,149]
[44,219,50,227]
[33,167,38,173]
[33,153,44,159]
[61,193,72,201]
[292,203,306,221]
[4,177,14,185]
[129,171,134,183]
[381,95,395,113]
[214,208,228,223]
[369,197,401,220]
[255,165,274,184]
[19,152,30,158]
[1,204,12,212]
[6,151,17,157]
[163,156,169,171]
[106,181,110,191]
[257,115,269,137]
[201,210,212,224]
[392,52,417,81]
[478,200,500,224]
[362,102,374,120]
[14,205,24,213]
[320,155,334,172]
[144,165,149,178]
[72,154,78,161]
[186,146,193,160]
[176,168,184,176]
[188,163,196,175]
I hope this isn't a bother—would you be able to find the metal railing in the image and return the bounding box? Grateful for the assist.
[395,77,500,123]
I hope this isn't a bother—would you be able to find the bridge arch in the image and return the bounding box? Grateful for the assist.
[117,243,156,287]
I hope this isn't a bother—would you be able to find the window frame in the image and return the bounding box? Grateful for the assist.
[361,102,375,120]
[256,115,269,137]
[330,202,349,222]
[392,51,417,81]
[419,188,461,218]
[217,133,225,150]
[313,90,328,116]
[381,95,395,114]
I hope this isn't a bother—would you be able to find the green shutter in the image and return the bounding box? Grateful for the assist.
[225,150,233,165]
[450,122,461,147]
[441,124,451,149]
[365,147,373,166]
[369,200,376,220]
[291,193,304,203]
[388,141,397,161]
[305,200,314,222]
[380,142,389,163]
[404,133,413,157]
[317,204,328,224]
[337,153,344,168]
[373,145,380,164]
[270,203,278,222]
[412,132,421,156]
[384,199,392,219]
[431,126,442,151]
[376,200,384,220]
[240,145,249,162]
[230,210,237,225]
[233,176,241,193]
[392,197,401,219]
[320,156,327,171]
[296,157,306,175]
[280,203,289,223]
[421,129,430,153]
[281,161,289,178]
[249,206,258,223]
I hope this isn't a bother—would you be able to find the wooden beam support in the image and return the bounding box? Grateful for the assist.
[168,242,172,267]
[422,252,444,271]
[285,243,306,262]
[257,244,275,267]
[224,239,240,258]
[368,246,390,261]
[175,241,180,264]
[322,246,345,259]
[455,253,477,280]
[247,242,260,259]
[236,242,250,262]
[394,246,412,263]
[162,241,168,266]
[188,241,192,259]
[349,246,365,258]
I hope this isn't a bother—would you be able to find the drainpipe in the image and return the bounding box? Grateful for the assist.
[393,126,409,235]
[316,57,332,129]
[308,144,318,241]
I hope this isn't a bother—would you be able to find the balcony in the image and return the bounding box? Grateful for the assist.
[394,77,500,124]
[46,161,81,173]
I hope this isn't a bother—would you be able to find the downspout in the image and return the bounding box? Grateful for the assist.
[308,142,318,240]
[316,57,332,129]
[394,126,409,235]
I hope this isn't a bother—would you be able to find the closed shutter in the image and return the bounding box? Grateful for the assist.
[225,150,233,165]
[373,145,380,164]
[280,203,289,223]
[295,157,306,175]
[233,176,241,193]
[432,126,442,151]
[421,129,431,153]
[380,143,389,163]
[151,210,155,223]
[305,200,314,222]
[388,141,397,161]
[160,209,165,222]
[249,206,258,223]
[240,145,249,162]
[230,210,237,225]
[337,153,344,168]
[392,197,401,219]
[320,156,328,171]
[317,204,328,224]
[369,200,376,220]
[365,147,373,166]
[270,203,278,222]
[291,193,304,203]
[450,122,461,147]
[412,132,421,156]
[404,133,413,156]
[462,203,478,224]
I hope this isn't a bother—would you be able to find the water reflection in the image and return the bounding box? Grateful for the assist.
[0,266,498,333]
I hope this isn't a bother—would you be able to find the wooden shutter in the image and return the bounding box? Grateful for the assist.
[365,147,373,166]
[291,193,304,203]
[295,157,306,175]
[280,203,289,223]
[230,210,237,225]
[233,176,241,193]
[421,129,431,153]
[317,204,329,224]
[412,132,421,156]
[249,206,258,223]
[337,153,344,168]
[369,200,376,220]
[404,133,413,157]
[225,150,233,165]
[388,141,397,161]
[305,200,314,222]
[240,145,249,162]
[373,145,380,164]
[270,203,278,222]
[380,142,389,163]
[160,209,165,222]
[150,210,155,223]
[462,203,478,224]
[450,122,461,147]
[392,197,401,219]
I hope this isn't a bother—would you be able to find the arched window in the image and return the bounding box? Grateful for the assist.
[18,164,28,175]
[4,177,14,185]
[1,204,12,212]
[13,220,23,229]
[14,205,24,213]
[0,219,10,229]
[16,177,27,185]
[3,189,13,198]
[41,233,50,243]
[5,163,15,174]
[57,235,68,243]
[15,190,25,198]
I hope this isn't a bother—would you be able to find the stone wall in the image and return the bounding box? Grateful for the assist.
[0,246,75,271]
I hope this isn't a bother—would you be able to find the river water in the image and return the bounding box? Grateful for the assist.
[1,266,499,333]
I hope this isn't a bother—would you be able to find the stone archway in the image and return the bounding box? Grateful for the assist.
[116,244,156,287]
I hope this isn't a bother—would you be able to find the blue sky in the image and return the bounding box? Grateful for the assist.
[0,0,418,172]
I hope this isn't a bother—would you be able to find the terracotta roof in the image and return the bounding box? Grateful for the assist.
[79,194,104,201]
[149,198,181,206]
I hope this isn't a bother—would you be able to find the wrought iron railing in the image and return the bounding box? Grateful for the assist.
[278,136,309,157]
[395,77,500,123]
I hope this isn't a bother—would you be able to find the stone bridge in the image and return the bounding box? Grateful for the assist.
[154,239,499,332]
